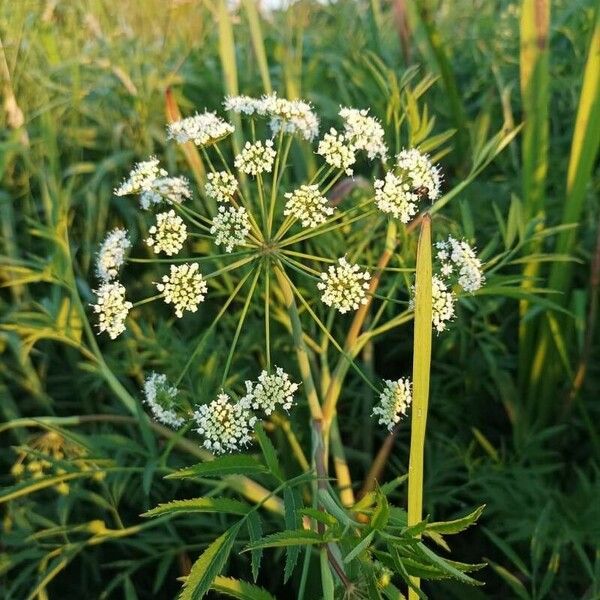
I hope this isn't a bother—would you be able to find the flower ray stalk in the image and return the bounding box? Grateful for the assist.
[407,214,432,598]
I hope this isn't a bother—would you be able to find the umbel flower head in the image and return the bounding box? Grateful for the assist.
[284,184,334,228]
[431,275,456,332]
[372,378,412,431]
[374,172,420,224]
[143,373,184,429]
[241,367,299,416]
[205,171,238,203]
[114,156,165,197]
[114,157,191,209]
[224,93,319,141]
[317,257,371,314]
[156,262,208,318]
[96,228,131,281]
[234,139,276,176]
[396,148,441,202]
[92,281,132,339]
[210,205,251,253]
[146,210,187,256]
[317,128,356,175]
[167,111,234,146]
[140,176,191,210]
[339,107,388,160]
[193,392,257,454]
[435,236,485,293]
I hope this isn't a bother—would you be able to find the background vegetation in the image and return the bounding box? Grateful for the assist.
[1,0,598,598]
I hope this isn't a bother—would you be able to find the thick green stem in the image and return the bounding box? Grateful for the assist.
[407,215,432,598]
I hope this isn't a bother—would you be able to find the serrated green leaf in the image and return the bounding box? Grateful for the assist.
[425,505,485,535]
[371,490,390,531]
[180,523,241,600]
[244,529,324,551]
[246,511,263,582]
[298,507,338,528]
[284,487,303,582]
[416,543,481,585]
[344,531,375,564]
[166,455,269,480]
[211,576,276,600]
[255,423,283,481]
[143,497,250,518]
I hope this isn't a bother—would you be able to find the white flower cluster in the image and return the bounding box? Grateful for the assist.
[92,281,132,339]
[205,171,238,203]
[114,157,164,197]
[396,148,441,201]
[210,205,251,253]
[167,111,234,146]
[156,263,208,318]
[143,373,184,429]
[435,236,485,293]
[284,184,334,228]
[234,140,276,176]
[224,93,319,141]
[375,149,441,223]
[114,157,191,210]
[372,378,412,431]
[141,176,191,209]
[146,210,187,256]
[193,392,257,454]
[241,367,299,415]
[317,257,371,314]
[96,228,131,281]
[431,275,456,332]
[317,128,356,175]
[339,107,388,160]
[374,172,419,223]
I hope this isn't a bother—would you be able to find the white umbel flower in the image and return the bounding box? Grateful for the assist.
[317,128,356,175]
[234,140,276,176]
[241,367,299,416]
[396,148,441,201]
[374,172,419,223]
[193,392,257,454]
[223,95,261,115]
[114,157,191,209]
[210,205,250,253]
[284,184,334,228]
[92,281,132,339]
[339,107,388,160]
[205,171,238,203]
[435,237,485,293]
[224,94,319,141]
[317,257,371,314]
[167,111,234,146]
[143,373,184,429]
[156,263,208,318]
[431,275,456,332]
[267,95,319,141]
[96,228,131,281]
[372,378,412,431]
[114,157,166,197]
[139,176,191,210]
[146,210,187,256]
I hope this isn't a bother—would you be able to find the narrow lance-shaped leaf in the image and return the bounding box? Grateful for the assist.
[143,497,250,518]
[180,522,242,600]
[166,455,269,480]
[407,214,432,598]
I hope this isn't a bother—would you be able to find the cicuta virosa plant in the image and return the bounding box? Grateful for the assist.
[92,91,488,598]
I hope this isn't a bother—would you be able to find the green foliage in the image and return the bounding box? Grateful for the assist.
[1,0,598,598]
